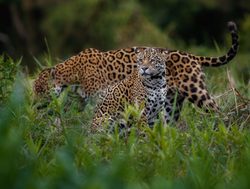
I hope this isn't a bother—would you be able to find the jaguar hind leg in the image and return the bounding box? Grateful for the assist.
[178,69,220,112]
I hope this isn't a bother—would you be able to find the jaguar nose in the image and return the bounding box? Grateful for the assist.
[141,67,147,72]
[139,66,149,75]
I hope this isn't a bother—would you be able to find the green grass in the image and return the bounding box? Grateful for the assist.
[0,52,249,189]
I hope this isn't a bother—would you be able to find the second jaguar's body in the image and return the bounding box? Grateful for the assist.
[34,22,239,124]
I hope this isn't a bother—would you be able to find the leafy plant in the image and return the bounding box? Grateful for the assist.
[0,48,249,188]
[0,54,21,103]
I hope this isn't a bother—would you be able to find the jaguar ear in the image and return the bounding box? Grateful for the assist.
[134,47,144,54]
[161,51,168,59]
[50,67,56,79]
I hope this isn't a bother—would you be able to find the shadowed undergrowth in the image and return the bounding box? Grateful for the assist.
[0,52,249,189]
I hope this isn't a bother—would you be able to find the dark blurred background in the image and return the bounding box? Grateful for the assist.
[0,0,250,72]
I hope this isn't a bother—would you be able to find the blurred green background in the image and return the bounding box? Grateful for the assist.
[0,0,250,71]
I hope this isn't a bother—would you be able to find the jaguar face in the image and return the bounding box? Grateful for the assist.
[137,48,166,79]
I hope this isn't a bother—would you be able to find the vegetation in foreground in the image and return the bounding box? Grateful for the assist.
[0,52,249,189]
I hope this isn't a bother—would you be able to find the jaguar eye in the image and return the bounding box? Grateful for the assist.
[137,59,143,64]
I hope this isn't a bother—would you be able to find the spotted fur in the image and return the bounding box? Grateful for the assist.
[92,48,168,131]
[33,22,239,120]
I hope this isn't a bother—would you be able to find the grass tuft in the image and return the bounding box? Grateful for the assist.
[0,52,249,188]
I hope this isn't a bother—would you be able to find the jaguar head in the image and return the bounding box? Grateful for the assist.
[136,48,166,79]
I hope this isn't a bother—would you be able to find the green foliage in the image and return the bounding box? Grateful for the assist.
[240,14,250,51]
[42,0,172,57]
[0,55,250,188]
[1,1,250,187]
[0,54,21,103]
[1,0,250,68]
[140,0,249,46]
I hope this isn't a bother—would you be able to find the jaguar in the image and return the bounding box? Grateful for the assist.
[91,48,168,131]
[33,21,238,119]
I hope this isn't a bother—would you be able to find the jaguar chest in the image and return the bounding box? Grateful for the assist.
[144,87,167,120]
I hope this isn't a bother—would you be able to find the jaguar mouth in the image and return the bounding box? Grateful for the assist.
[141,72,151,76]
[139,68,151,76]
[140,70,163,79]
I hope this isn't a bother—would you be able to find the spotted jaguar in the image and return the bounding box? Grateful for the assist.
[92,48,169,131]
[33,22,238,120]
